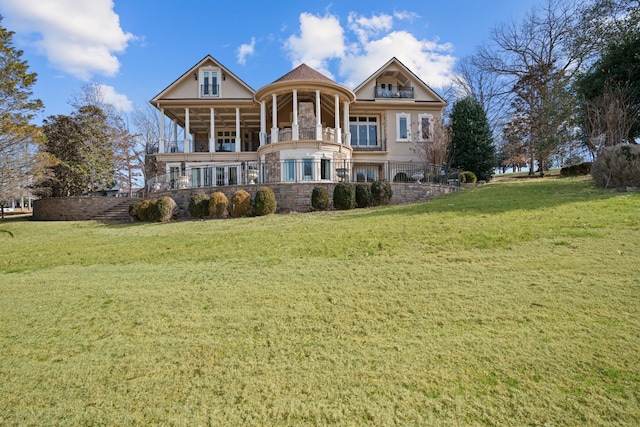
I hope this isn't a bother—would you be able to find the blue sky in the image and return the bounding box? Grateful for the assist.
[1,0,541,122]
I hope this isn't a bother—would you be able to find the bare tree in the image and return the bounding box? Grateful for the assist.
[583,81,640,157]
[475,0,582,175]
[452,55,512,135]
[412,116,452,181]
[70,83,145,193]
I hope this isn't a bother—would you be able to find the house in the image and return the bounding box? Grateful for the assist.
[146,56,447,191]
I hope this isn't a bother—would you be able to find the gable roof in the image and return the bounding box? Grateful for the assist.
[272,63,334,84]
[150,54,255,103]
[353,57,447,104]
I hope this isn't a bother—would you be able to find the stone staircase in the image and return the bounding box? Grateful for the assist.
[92,198,134,223]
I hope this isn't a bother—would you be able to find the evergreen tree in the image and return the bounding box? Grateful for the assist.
[41,106,115,197]
[0,16,44,216]
[450,97,496,181]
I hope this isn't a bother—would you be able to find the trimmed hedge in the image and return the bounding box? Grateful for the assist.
[591,144,640,188]
[560,162,592,177]
[371,180,393,206]
[188,192,210,219]
[129,196,177,222]
[333,182,356,210]
[355,183,373,208]
[460,171,478,183]
[230,190,252,217]
[311,186,329,210]
[208,192,229,219]
[254,187,277,216]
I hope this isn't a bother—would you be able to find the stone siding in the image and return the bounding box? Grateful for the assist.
[33,183,460,221]
[33,197,132,221]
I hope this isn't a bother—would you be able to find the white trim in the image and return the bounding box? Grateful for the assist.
[396,112,410,142]
[418,113,433,141]
[199,66,221,98]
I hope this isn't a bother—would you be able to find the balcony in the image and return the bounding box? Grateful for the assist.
[266,126,340,144]
[374,85,414,99]
[200,84,220,98]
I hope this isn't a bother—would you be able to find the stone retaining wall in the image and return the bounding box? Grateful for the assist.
[33,197,132,221]
[33,183,460,221]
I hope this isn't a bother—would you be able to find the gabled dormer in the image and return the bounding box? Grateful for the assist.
[353,57,446,105]
[150,55,255,102]
[374,71,414,99]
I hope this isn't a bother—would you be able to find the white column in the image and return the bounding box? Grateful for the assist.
[260,101,266,146]
[292,89,299,140]
[271,94,278,143]
[173,119,178,146]
[159,108,165,153]
[315,90,322,140]
[184,107,190,153]
[343,101,350,146]
[235,107,241,153]
[334,95,341,143]
[209,108,216,152]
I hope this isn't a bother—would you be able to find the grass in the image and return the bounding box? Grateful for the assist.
[1,176,639,426]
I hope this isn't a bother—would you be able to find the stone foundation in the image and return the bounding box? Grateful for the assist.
[33,183,460,221]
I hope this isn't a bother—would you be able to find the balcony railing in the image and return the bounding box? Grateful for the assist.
[266,126,340,144]
[200,84,220,97]
[374,86,414,99]
[145,160,460,193]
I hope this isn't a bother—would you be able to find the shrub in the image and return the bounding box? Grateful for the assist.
[560,162,592,177]
[230,189,252,217]
[333,182,356,210]
[311,186,329,210]
[129,200,143,220]
[393,172,409,182]
[254,187,277,216]
[591,144,640,188]
[129,197,176,222]
[355,183,373,208]
[188,192,210,219]
[371,180,393,206]
[460,171,478,183]
[208,192,229,219]
[152,196,177,222]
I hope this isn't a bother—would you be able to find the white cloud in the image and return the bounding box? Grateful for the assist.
[237,37,256,65]
[341,31,455,89]
[348,12,393,44]
[283,10,456,90]
[284,12,346,78]
[98,84,133,113]
[0,0,134,80]
[393,10,420,22]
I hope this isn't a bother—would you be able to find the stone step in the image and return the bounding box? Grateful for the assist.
[93,199,134,223]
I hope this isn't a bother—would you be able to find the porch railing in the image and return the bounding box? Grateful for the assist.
[374,85,414,99]
[266,126,340,144]
[146,160,460,193]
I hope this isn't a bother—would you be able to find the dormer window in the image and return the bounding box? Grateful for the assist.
[200,69,220,98]
[374,74,414,99]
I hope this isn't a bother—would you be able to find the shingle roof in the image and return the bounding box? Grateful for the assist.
[273,64,334,83]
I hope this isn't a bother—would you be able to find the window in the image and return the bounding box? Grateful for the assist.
[396,113,410,141]
[216,167,225,186]
[355,167,377,182]
[321,159,331,180]
[191,168,201,187]
[216,131,236,152]
[204,167,214,187]
[201,70,219,97]
[228,166,238,185]
[302,158,313,181]
[418,114,433,141]
[349,116,378,146]
[169,166,180,189]
[283,159,295,182]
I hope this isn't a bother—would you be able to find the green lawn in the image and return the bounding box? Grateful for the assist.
[1,176,639,426]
